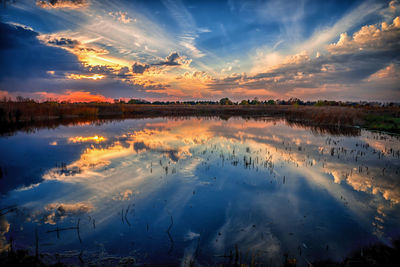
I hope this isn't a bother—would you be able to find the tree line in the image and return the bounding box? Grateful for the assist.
[1,96,398,107]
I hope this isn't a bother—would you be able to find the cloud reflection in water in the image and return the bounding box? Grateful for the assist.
[1,117,399,265]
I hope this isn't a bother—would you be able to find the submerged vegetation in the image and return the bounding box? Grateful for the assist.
[0,98,399,134]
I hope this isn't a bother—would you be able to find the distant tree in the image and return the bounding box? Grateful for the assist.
[288,97,301,105]
[219,97,233,105]
[240,100,249,105]
[250,97,260,105]
[267,99,275,105]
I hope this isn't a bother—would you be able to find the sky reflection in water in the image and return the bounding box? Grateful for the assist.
[0,117,399,265]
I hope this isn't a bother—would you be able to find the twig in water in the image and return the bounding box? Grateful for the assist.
[77,219,82,244]
[166,214,174,254]
[125,205,131,226]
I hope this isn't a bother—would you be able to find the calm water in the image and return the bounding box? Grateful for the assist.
[0,117,399,266]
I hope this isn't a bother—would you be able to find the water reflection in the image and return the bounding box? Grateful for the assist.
[0,117,399,265]
[68,135,107,143]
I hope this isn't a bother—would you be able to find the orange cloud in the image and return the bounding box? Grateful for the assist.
[35,90,113,103]
[368,64,400,80]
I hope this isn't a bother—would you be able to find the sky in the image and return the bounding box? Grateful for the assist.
[0,0,399,102]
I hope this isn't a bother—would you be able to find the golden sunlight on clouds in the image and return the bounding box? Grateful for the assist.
[43,142,134,182]
[67,74,105,80]
[68,135,107,143]
[38,33,131,70]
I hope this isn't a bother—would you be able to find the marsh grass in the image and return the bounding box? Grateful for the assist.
[1,102,399,134]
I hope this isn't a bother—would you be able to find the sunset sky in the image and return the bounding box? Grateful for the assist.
[0,0,399,102]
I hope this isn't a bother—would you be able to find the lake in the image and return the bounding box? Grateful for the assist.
[0,117,399,266]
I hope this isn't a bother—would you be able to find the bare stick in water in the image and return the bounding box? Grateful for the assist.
[166,214,174,254]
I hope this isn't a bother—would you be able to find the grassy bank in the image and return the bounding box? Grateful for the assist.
[0,102,399,134]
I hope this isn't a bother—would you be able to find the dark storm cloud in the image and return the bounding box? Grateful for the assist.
[153,51,181,66]
[0,22,81,84]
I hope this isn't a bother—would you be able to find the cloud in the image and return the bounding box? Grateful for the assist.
[154,51,182,66]
[177,71,214,82]
[132,62,150,74]
[0,22,144,99]
[1,9,182,100]
[390,0,400,12]
[38,33,115,67]
[205,16,400,101]
[162,0,205,58]
[368,63,400,80]
[68,135,106,143]
[66,73,104,80]
[47,37,80,48]
[0,22,81,81]
[295,0,384,53]
[40,202,93,224]
[36,0,89,9]
[327,17,400,54]
[109,11,134,24]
